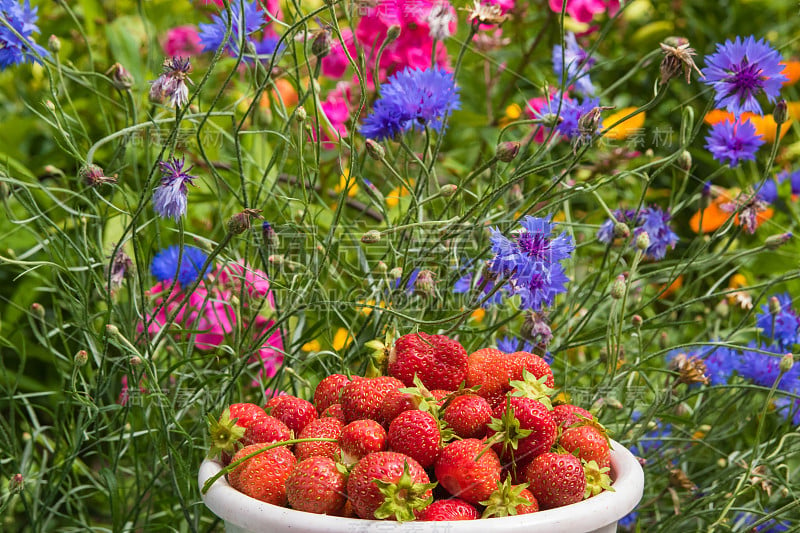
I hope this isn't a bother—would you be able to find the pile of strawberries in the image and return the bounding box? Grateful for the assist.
[206,332,614,521]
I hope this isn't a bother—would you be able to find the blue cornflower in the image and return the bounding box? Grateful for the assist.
[734,511,792,532]
[395,267,420,294]
[776,169,800,196]
[149,57,193,108]
[756,177,779,204]
[617,510,638,531]
[150,245,210,286]
[0,0,48,70]
[199,0,265,56]
[597,209,639,244]
[453,270,508,307]
[705,118,764,167]
[152,157,197,222]
[636,206,679,260]
[361,67,461,141]
[250,34,281,63]
[700,345,741,385]
[552,32,595,95]
[756,293,800,349]
[488,215,574,311]
[739,342,785,388]
[774,396,800,426]
[630,413,673,456]
[702,35,787,115]
[537,93,601,140]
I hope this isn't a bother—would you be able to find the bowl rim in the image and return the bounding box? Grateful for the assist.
[199,438,644,532]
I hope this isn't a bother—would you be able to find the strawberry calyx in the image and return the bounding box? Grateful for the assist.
[372,461,437,522]
[365,330,395,377]
[206,409,246,459]
[484,400,532,459]
[583,459,614,499]
[480,478,532,518]
[509,369,554,410]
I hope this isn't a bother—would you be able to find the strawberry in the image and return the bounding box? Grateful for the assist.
[270,395,318,435]
[321,403,346,423]
[346,451,435,520]
[388,332,468,391]
[486,396,557,465]
[378,388,418,428]
[339,419,387,465]
[387,410,441,468]
[523,452,586,509]
[552,404,593,429]
[294,417,344,461]
[339,376,404,423]
[207,404,291,463]
[442,393,492,439]
[416,499,480,521]
[264,394,289,414]
[434,438,502,505]
[510,351,554,389]
[559,425,611,469]
[480,478,539,517]
[466,348,519,408]
[227,443,297,506]
[313,373,357,414]
[285,456,347,515]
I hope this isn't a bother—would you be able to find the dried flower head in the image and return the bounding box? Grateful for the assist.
[669,468,698,492]
[80,164,117,186]
[670,352,710,386]
[464,1,508,27]
[719,188,770,235]
[149,57,193,108]
[659,39,702,85]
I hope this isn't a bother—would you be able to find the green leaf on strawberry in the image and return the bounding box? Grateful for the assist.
[373,460,437,522]
[509,369,555,409]
[206,409,246,459]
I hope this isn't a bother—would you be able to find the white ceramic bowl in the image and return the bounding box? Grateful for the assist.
[199,439,643,533]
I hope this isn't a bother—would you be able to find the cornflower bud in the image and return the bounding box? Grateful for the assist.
[635,231,650,251]
[227,208,263,235]
[295,106,307,122]
[614,222,631,239]
[496,141,520,162]
[765,232,792,250]
[415,270,436,298]
[311,29,332,59]
[385,25,401,43]
[611,275,626,299]
[779,353,794,374]
[439,184,457,197]
[361,230,382,244]
[677,150,692,172]
[773,99,788,125]
[74,350,88,367]
[48,35,61,53]
[365,139,385,160]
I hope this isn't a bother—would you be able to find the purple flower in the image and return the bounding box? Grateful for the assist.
[630,412,673,456]
[552,32,595,95]
[149,57,193,108]
[739,342,785,387]
[0,0,49,70]
[361,67,461,141]
[198,0,264,56]
[701,35,787,115]
[756,178,778,204]
[152,157,197,221]
[150,245,210,285]
[488,215,574,311]
[774,396,800,426]
[597,209,638,244]
[777,169,800,196]
[705,118,764,167]
[636,206,679,260]
[756,293,800,349]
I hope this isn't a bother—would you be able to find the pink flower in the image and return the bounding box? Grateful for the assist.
[251,315,284,384]
[320,84,351,147]
[488,0,515,13]
[163,26,203,57]
[548,0,619,24]
[322,28,355,79]
[525,96,549,143]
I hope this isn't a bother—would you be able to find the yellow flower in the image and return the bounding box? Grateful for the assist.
[499,103,522,127]
[301,339,321,352]
[332,328,354,351]
[335,168,358,197]
[386,180,414,208]
[603,107,646,140]
[470,307,486,323]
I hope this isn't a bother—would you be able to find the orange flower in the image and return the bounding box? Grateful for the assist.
[781,61,800,86]
[689,188,773,234]
[603,107,646,140]
[658,275,684,299]
[704,110,790,143]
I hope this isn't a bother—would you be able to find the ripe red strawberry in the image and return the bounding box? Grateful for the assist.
[387,410,441,468]
[313,374,357,415]
[270,396,317,435]
[559,425,611,469]
[227,443,297,506]
[294,417,344,462]
[510,351,554,388]
[417,499,480,521]
[480,478,539,517]
[388,332,468,391]
[434,438,502,505]
[466,348,519,408]
[207,404,291,463]
[321,403,346,423]
[523,452,586,509]
[285,456,347,515]
[378,388,418,428]
[552,404,593,429]
[339,419,387,465]
[264,394,289,414]
[346,451,435,520]
[442,393,492,439]
[487,396,557,464]
[339,376,404,423]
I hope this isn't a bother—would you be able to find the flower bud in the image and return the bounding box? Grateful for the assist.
[262,221,279,249]
[774,99,788,125]
[715,298,729,318]
[635,231,650,251]
[769,296,782,316]
[780,353,794,374]
[48,35,61,53]
[415,269,436,298]
[269,254,285,267]
[439,184,457,197]
[365,138,386,160]
[389,267,403,280]
[74,350,88,367]
[311,29,332,59]
[611,274,626,299]
[9,473,24,494]
[80,164,117,186]
[376,261,388,274]
[361,229,382,244]
[227,208,263,235]
[31,302,45,320]
[385,25,401,43]
[130,356,142,367]
[631,315,643,328]
[765,232,792,250]
[106,63,134,91]
[496,141,520,162]
[613,222,631,239]
[106,324,120,337]
[295,105,307,122]
[677,150,692,172]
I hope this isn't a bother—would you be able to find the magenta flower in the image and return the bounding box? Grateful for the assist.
[548,0,619,24]
[163,26,202,57]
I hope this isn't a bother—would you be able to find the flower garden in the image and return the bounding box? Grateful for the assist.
[1,0,800,530]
